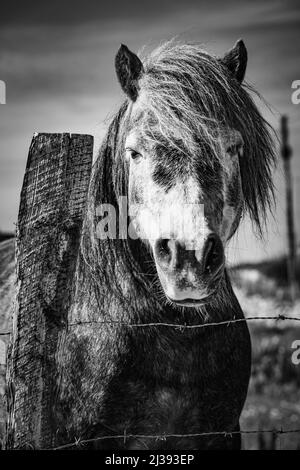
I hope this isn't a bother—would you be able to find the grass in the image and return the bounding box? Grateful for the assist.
[232,255,300,449]
[240,323,300,449]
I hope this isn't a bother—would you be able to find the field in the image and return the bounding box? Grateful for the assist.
[232,258,300,449]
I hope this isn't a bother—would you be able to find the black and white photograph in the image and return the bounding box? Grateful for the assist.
[0,0,299,454]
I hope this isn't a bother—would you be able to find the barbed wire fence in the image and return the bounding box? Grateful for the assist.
[51,428,300,451]
[1,311,300,449]
[1,312,299,336]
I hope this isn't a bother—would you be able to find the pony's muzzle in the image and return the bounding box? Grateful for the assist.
[154,233,224,302]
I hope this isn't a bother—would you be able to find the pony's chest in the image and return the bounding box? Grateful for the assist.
[113,350,207,449]
[114,335,208,427]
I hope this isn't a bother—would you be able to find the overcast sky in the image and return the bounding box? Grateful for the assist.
[0,0,299,264]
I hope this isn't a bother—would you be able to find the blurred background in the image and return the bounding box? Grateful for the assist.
[0,0,300,449]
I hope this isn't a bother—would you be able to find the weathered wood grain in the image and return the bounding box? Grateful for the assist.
[5,133,93,449]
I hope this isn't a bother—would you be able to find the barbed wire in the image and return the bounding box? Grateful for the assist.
[68,314,300,330]
[0,313,299,337]
[51,428,300,450]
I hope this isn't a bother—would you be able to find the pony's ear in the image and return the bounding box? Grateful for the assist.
[115,44,144,101]
[221,39,247,83]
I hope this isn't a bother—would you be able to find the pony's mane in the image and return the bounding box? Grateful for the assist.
[81,40,276,302]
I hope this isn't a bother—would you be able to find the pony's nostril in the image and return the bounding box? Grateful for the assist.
[155,238,172,266]
[203,234,224,276]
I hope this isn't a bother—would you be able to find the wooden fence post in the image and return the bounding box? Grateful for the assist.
[280,116,297,302]
[5,133,93,449]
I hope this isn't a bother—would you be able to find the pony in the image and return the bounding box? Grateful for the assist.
[0,39,275,450]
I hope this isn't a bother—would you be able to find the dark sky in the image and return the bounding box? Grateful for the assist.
[0,0,299,263]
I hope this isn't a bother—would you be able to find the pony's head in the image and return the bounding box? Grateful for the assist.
[113,40,275,307]
[85,40,275,309]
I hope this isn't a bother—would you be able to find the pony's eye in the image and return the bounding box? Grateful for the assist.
[125,148,143,162]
